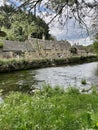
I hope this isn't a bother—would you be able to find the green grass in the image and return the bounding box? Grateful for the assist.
[0,85,98,130]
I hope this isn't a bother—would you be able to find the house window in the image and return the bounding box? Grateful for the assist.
[39,53,42,56]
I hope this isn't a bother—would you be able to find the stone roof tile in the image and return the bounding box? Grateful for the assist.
[3,40,35,52]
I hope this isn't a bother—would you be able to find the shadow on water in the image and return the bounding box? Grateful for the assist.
[0,70,37,95]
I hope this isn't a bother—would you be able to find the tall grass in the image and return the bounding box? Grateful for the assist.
[0,85,98,130]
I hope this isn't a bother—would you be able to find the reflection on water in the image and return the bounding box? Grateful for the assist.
[0,71,37,94]
[0,62,98,94]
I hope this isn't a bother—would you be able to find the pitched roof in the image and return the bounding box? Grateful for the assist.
[28,38,52,50]
[28,38,71,50]
[74,45,85,50]
[2,38,71,52]
[3,40,35,52]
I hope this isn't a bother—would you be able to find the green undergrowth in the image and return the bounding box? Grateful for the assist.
[81,79,87,85]
[0,85,98,130]
[0,55,97,73]
[0,55,97,66]
[0,42,4,48]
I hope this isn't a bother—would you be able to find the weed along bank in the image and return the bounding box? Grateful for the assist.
[0,55,97,73]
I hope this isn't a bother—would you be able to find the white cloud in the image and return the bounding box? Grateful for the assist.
[50,23,94,45]
[48,17,93,45]
[40,0,95,45]
[0,0,10,6]
[0,0,4,6]
[69,36,93,46]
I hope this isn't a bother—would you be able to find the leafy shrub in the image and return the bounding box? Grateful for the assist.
[66,87,80,95]
[81,79,87,85]
[0,42,4,48]
[69,47,77,55]
[92,86,97,94]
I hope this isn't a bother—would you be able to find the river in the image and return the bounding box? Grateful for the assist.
[0,62,98,94]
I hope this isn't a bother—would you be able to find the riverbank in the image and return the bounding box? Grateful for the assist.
[0,55,97,73]
[0,85,98,130]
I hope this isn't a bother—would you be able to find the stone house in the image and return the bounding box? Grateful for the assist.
[0,38,71,59]
[74,45,86,56]
[28,38,71,58]
[1,40,35,59]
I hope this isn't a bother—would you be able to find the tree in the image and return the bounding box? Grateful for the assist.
[91,8,98,54]
[93,35,98,54]
[0,5,51,41]
[0,5,15,29]
[69,47,77,55]
[9,0,98,29]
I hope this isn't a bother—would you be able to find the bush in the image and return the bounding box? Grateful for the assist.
[81,79,87,85]
[69,47,77,55]
[0,42,4,48]
[66,87,80,95]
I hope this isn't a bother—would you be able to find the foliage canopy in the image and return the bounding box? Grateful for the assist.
[0,4,52,41]
[93,34,98,54]
[9,0,98,29]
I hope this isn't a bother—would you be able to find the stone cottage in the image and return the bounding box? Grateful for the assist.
[28,38,71,58]
[1,40,35,59]
[0,38,71,59]
[73,45,86,56]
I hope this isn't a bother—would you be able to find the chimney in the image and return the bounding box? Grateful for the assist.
[3,0,7,5]
[42,34,45,40]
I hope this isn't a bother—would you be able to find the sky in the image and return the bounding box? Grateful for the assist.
[47,18,93,45]
[0,0,96,45]
[0,0,3,6]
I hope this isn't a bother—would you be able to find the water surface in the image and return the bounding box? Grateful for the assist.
[0,62,98,94]
[35,62,98,90]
